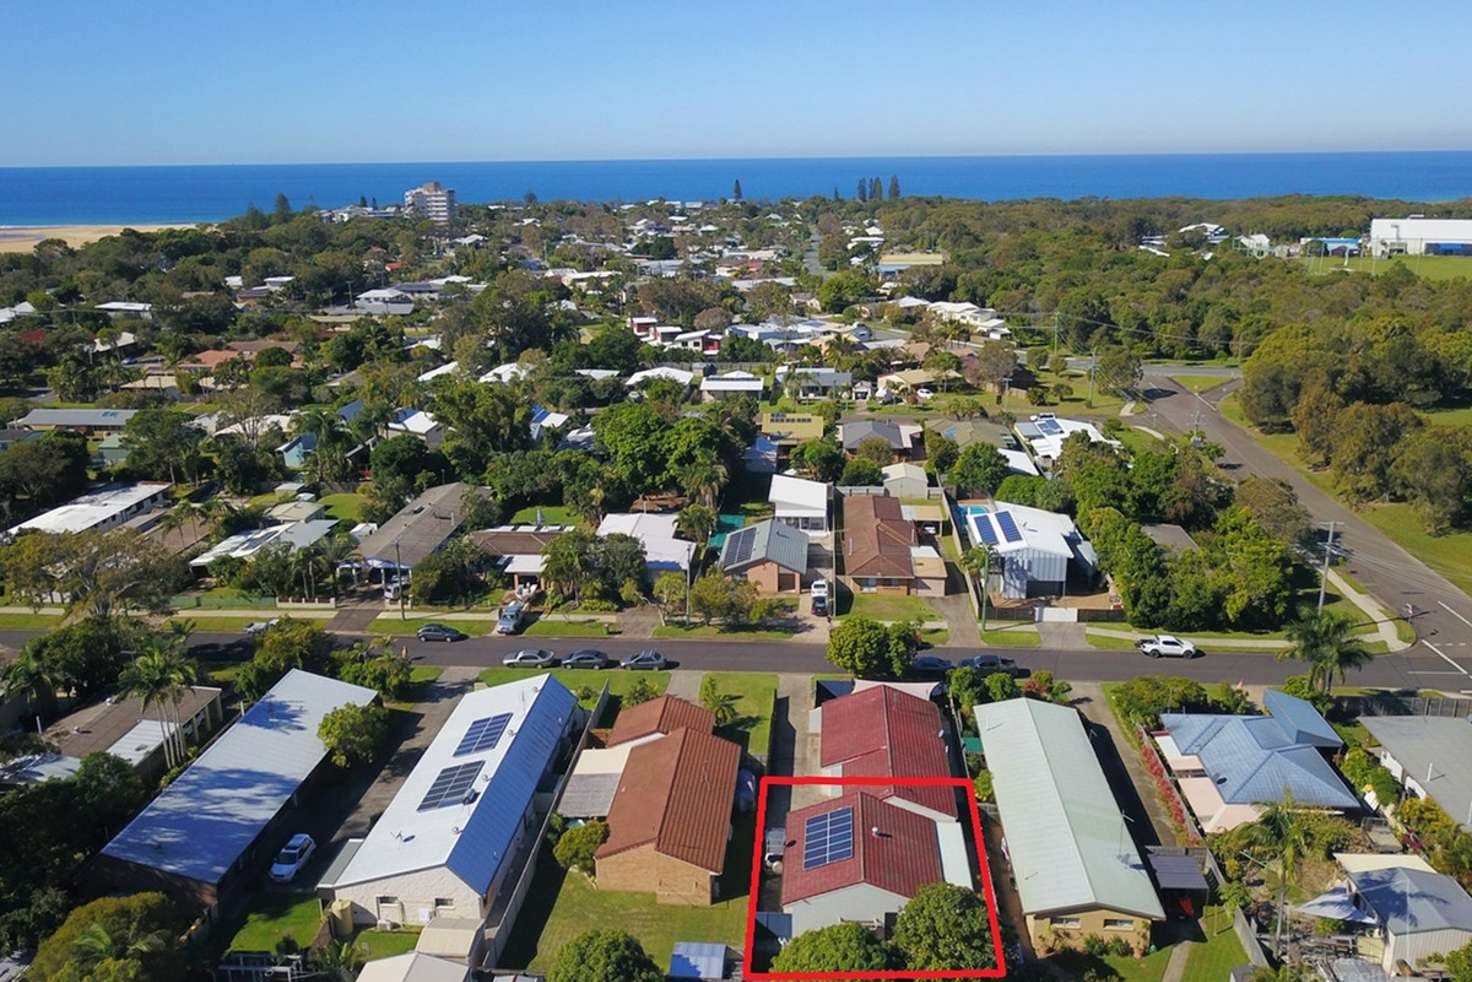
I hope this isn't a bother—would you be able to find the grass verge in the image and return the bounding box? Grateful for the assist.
[368,615,494,637]
[652,624,795,641]
[1086,630,1143,650]
[979,624,1041,647]
[702,671,778,757]
[0,612,65,629]
[846,594,939,622]
[524,618,614,637]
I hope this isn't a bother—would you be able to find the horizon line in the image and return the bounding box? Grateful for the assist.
[5,146,1472,170]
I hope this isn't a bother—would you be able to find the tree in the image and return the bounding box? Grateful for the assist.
[856,178,868,203]
[117,642,197,770]
[772,923,892,974]
[553,820,608,875]
[625,677,658,706]
[1094,345,1143,396]
[986,671,1020,702]
[827,616,914,678]
[699,675,740,726]
[235,619,335,701]
[924,429,959,475]
[273,192,292,222]
[817,270,873,313]
[1443,937,1472,981]
[871,177,883,201]
[31,893,183,982]
[1392,424,1472,532]
[949,442,1010,496]
[0,431,91,508]
[1279,611,1373,694]
[675,449,728,510]
[548,928,662,982]
[1327,401,1423,503]
[839,456,883,486]
[677,502,716,549]
[855,435,895,467]
[893,883,994,971]
[9,617,130,703]
[689,573,757,626]
[0,529,180,619]
[732,179,742,200]
[318,703,389,768]
[592,401,668,494]
[791,438,845,482]
[1247,793,1312,956]
[119,409,204,485]
[889,175,901,199]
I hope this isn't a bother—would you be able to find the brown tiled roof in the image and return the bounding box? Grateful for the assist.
[46,686,222,760]
[843,496,915,579]
[820,686,956,818]
[606,695,714,748]
[780,790,942,905]
[596,727,740,872]
[469,528,566,557]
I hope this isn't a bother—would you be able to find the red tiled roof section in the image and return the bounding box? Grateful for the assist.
[819,686,956,818]
[780,790,942,905]
[596,727,740,872]
[842,496,915,579]
[605,695,715,747]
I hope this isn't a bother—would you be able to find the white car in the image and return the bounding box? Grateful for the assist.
[245,618,281,637]
[810,578,829,600]
[1136,634,1200,659]
[915,387,935,401]
[268,833,316,882]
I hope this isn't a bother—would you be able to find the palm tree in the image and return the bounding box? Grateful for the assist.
[677,503,717,551]
[310,939,366,982]
[119,638,197,769]
[316,533,359,598]
[0,646,63,721]
[69,920,168,974]
[1245,792,1312,956]
[294,407,351,486]
[676,451,728,510]
[1279,611,1373,694]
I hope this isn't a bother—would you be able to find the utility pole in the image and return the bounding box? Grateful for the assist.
[1316,521,1339,613]
[394,542,406,620]
[1086,348,1096,408]
[1051,310,1059,356]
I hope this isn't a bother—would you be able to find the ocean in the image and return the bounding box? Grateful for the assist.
[2,152,1471,226]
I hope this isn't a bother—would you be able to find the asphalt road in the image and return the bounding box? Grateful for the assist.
[1138,375,1472,686]
[5,627,1465,692]
[1066,357,1243,379]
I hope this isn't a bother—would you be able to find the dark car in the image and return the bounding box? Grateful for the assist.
[960,653,1025,677]
[502,648,558,668]
[811,594,828,616]
[561,649,610,670]
[910,654,954,678]
[416,623,467,643]
[621,650,668,671]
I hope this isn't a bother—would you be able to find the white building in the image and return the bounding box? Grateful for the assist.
[355,288,416,316]
[403,181,457,224]
[597,512,696,573]
[700,370,765,401]
[964,502,1095,599]
[1369,216,1472,258]
[1014,415,1121,467]
[6,482,171,538]
[768,474,830,533]
[387,408,445,448]
[321,674,581,928]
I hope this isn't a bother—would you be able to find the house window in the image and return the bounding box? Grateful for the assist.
[858,578,877,592]
[434,898,455,909]
[376,896,399,906]
[1051,917,1082,929]
[1103,919,1134,931]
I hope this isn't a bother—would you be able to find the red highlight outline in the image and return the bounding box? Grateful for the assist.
[742,775,1007,979]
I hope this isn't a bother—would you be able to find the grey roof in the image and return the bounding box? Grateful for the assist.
[559,772,621,818]
[356,482,482,569]
[719,517,809,574]
[1147,851,1209,892]
[101,669,376,885]
[670,942,728,981]
[1140,523,1200,552]
[841,419,905,450]
[1360,716,1472,830]
[1264,689,1342,747]
[976,698,1165,921]
[15,407,139,428]
[1348,866,1472,935]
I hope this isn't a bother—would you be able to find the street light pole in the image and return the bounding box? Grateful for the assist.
[1316,521,1339,613]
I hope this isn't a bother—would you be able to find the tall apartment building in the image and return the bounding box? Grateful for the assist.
[403,181,457,224]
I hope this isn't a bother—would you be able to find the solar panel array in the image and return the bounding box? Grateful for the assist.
[726,527,757,565]
[1037,418,1064,436]
[802,806,855,870]
[995,511,1023,543]
[455,713,513,757]
[974,516,999,546]
[418,761,485,811]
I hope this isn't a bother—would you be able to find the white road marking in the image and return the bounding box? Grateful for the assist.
[1437,600,1472,629]
[1420,639,1471,677]
[1407,670,1465,675]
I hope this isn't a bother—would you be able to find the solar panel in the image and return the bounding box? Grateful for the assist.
[995,511,1023,543]
[1038,419,1064,436]
[418,761,485,811]
[455,713,513,757]
[726,527,756,565]
[974,517,999,546]
[802,806,855,870]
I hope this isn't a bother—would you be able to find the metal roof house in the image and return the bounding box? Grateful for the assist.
[976,698,1164,952]
[5,481,172,539]
[1346,863,1472,973]
[962,502,1095,599]
[719,518,809,593]
[355,483,486,575]
[14,407,140,432]
[1361,716,1472,831]
[768,474,830,533]
[1156,690,1357,833]
[320,674,581,930]
[1369,216,1472,257]
[97,670,377,914]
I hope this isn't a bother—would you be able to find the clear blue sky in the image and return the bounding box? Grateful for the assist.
[9,0,1472,166]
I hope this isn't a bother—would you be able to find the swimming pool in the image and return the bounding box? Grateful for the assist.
[959,504,989,519]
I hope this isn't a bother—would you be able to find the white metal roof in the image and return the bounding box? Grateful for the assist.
[1369,217,1472,243]
[626,366,694,387]
[8,482,169,536]
[355,953,468,982]
[975,699,1164,921]
[597,513,696,571]
[701,371,764,392]
[768,474,828,516]
[325,674,577,893]
[101,670,376,885]
[107,719,176,766]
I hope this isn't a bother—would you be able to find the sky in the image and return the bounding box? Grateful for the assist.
[8,0,1472,166]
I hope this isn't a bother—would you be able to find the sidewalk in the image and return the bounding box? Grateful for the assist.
[1328,568,1411,652]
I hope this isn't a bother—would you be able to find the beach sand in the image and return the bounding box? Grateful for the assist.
[0,224,194,253]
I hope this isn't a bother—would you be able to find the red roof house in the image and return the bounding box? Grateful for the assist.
[819,685,957,820]
[606,695,715,748]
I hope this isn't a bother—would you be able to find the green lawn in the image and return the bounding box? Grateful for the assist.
[652,623,795,640]
[845,594,939,622]
[979,624,1041,647]
[510,504,581,525]
[225,892,322,953]
[502,813,755,973]
[1299,253,1472,281]
[702,672,778,756]
[1000,366,1129,416]
[1086,630,1144,650]
[920,628,951,646]
[0,612,65,629]
[355,928,421,959]
[1044,945,1173,982]
[1115,426,1170,457]
[368,615,495,637]
[319,492,366,522]
[477,667,670,711]
[524,618,614,637]
[1183,907,1251,979]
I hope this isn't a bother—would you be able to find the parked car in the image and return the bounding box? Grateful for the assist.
[735,769,758,812]
[561,649,610,669]
[1136,634,1199,659]
[245,618,281,637]
[811,594,828,616]
[502,648,558,668]
[268,833,316,883]
[416,623,466,643]
[916,387,935,401]
[496,601,527,635]
[810,578,829,600]
[1030,412,1057,422]
[764,827,787,872]
[959,653,1025,677]
[910,654,954,678]
[621,650,667,671]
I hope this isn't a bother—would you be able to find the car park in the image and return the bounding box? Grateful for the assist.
[416,623,467,642]
[1136,634,1199,658]
[502,648,558,668]
[268,833,316,882]
[959,653,1025,677]
[620,650,667,671]
[561,649,610,669]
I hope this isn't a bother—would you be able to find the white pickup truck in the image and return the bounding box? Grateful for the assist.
[1136,634,1200,659]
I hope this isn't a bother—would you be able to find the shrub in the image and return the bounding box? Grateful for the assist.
[553,820,608,875]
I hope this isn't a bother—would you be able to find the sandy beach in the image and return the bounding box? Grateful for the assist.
[0,224,193,253]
